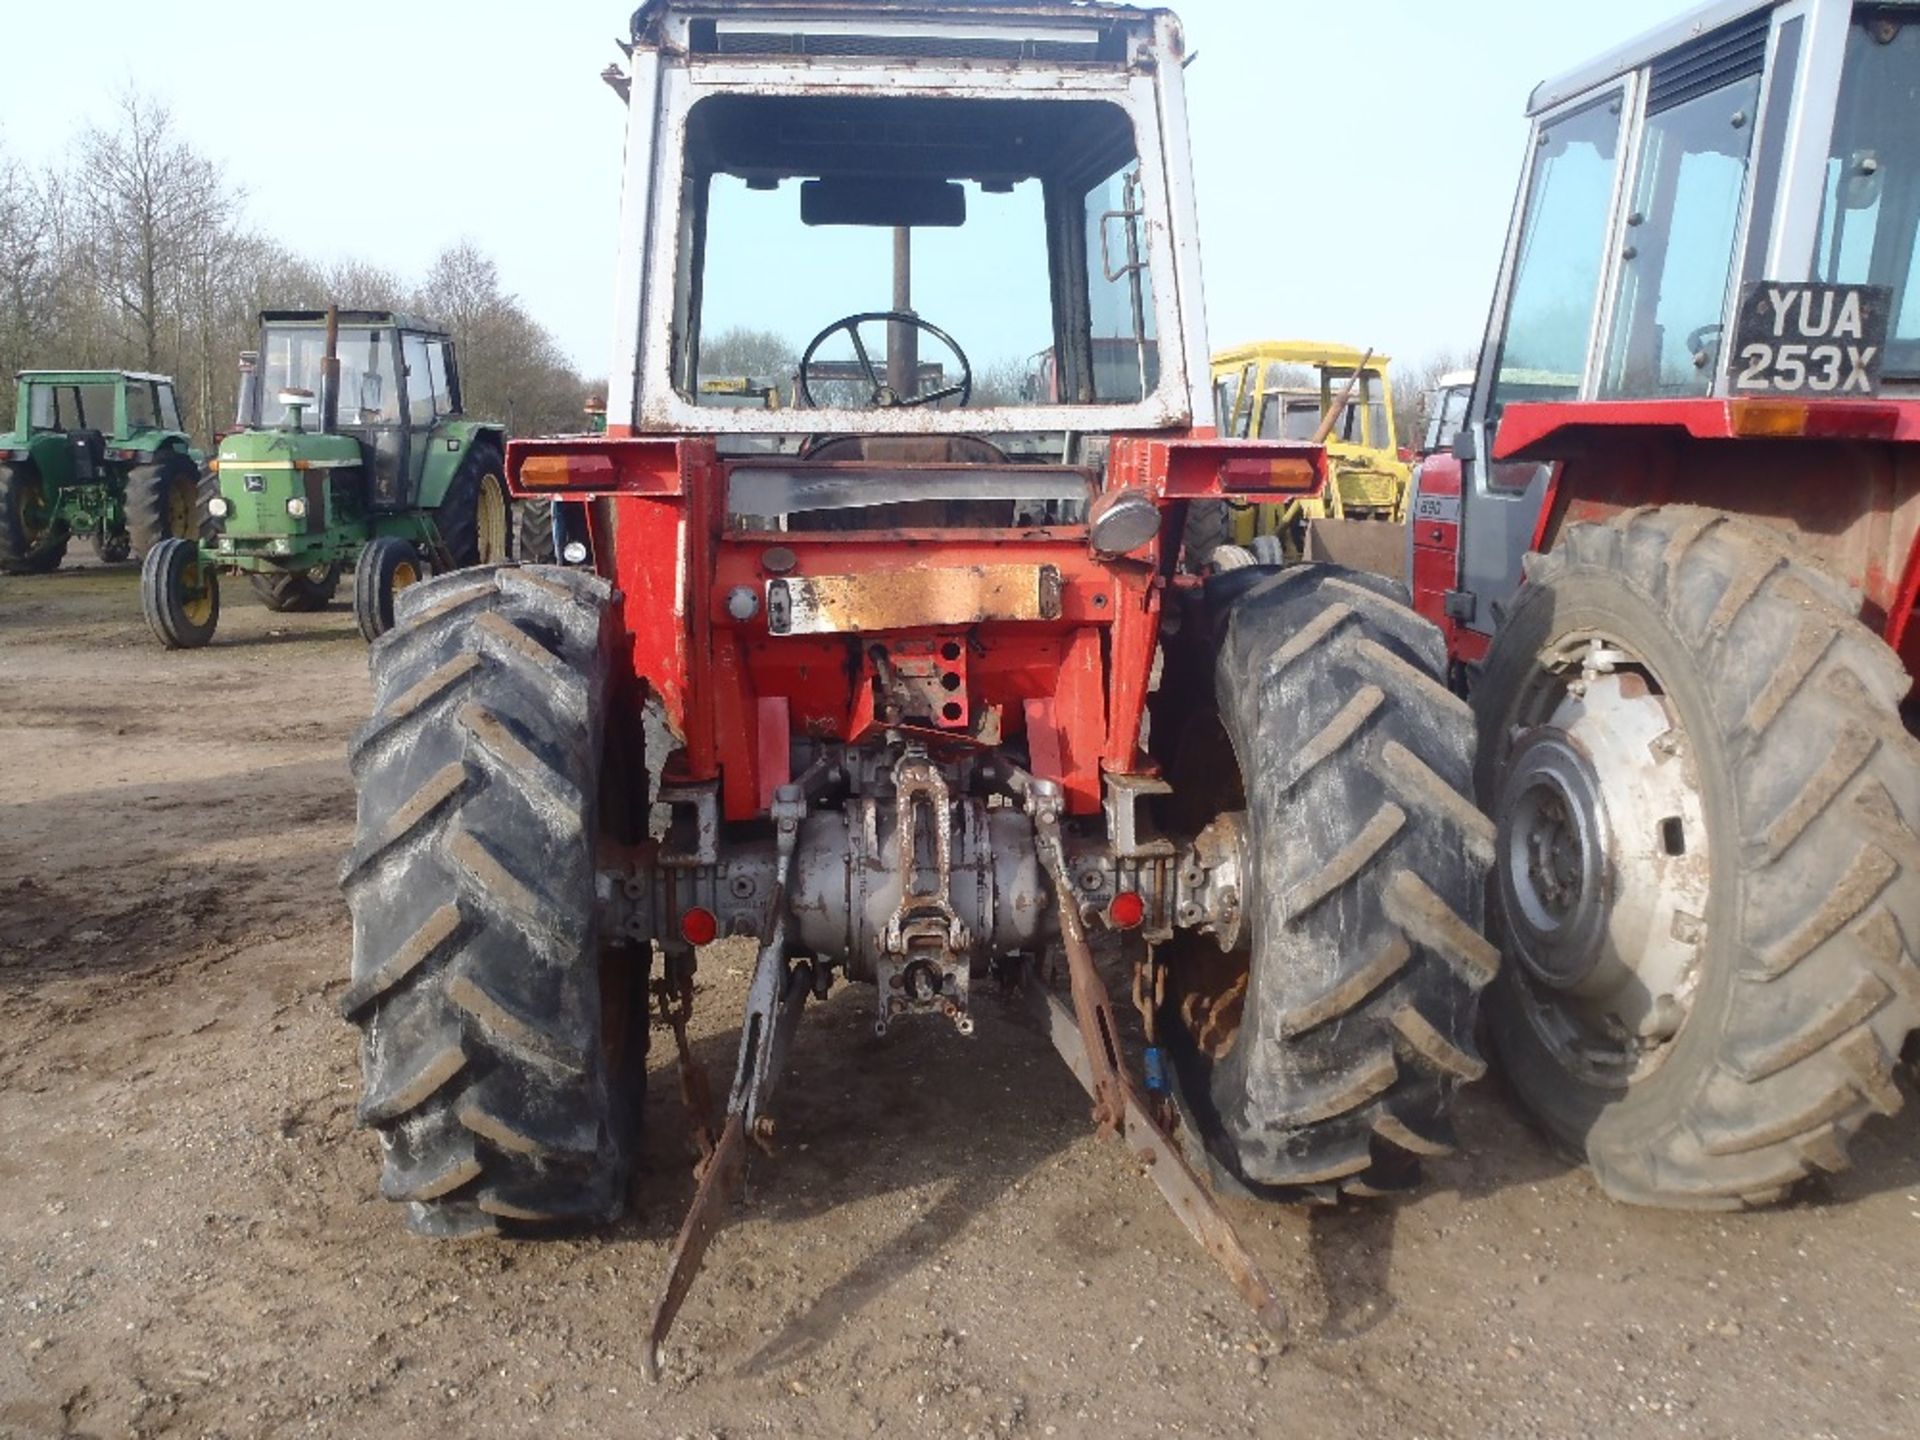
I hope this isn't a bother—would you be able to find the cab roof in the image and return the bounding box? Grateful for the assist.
[1527,0,1782,115]
[260,309,448,338]
[1214,342,1393,373]
[16,369,175,385]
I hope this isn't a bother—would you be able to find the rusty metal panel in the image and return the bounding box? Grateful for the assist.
[1305,517,1410,583]
[766,564,1062,635]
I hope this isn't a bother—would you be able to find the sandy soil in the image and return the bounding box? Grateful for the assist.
[2,561,1917,1440]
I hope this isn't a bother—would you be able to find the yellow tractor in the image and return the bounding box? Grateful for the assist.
[1209,342,1411,570]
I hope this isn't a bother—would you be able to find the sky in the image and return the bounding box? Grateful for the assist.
[0,0,1696,379]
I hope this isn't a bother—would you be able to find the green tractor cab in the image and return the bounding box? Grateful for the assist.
[0,370,206,573]
[143,309,511,648]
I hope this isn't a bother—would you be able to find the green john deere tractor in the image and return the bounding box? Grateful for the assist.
[141,309,511,648]
[0,370,206,573]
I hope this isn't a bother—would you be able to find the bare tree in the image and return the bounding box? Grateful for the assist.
[77,90,224,372]
[0,147,64,423]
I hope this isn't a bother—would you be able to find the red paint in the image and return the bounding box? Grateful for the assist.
[1495,398,1920,460]
[1475,397,1920,681]
[506,430,1330,824]
[756,697,791,812]
[1108,892,1146,930]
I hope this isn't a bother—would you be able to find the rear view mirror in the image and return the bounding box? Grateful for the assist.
[801,177,967,228]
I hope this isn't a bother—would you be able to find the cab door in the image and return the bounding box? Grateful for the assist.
[1455,84,1634,638]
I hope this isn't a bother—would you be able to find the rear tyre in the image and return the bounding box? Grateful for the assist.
[353,537,424,643]
[1165,565,1497,1198]
[249,563,342,613]
[140,537,220,650]
[341,565,646,1235]
[434,440,510,569]
[1476,507,1920,1209]
[0,462,69,574]
[124,450,205,559]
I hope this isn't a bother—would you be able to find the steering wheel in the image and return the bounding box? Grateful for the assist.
[798,312,972,410]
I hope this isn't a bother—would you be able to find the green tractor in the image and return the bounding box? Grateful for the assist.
[142,309,511,648]
[0,370,206,573]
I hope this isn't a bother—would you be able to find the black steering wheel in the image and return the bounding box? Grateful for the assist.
[798,311,972,410]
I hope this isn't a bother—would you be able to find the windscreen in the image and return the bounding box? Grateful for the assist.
[683,94,1162,415]
[258,325,401,427]
[1816,8,1920,377]
[28,383,116,432]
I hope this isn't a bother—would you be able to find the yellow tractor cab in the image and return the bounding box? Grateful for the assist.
[1210,342,1412,563]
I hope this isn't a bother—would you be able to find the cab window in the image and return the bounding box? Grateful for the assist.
[1487,94,1625,435]
[1601,74,1762,396]
[126,383,157,431]
[1816,11,1920,376]
[404,334,439,425]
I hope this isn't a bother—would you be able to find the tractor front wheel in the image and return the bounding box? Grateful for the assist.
[353,538,425,643]
[1476,508,1920,1209]
[1165,565,1496,1198]
[0,463,69,574]
[124,451,206,560]
[341,565,645,1235]
[140,538,220,649]
[250,563,342,613]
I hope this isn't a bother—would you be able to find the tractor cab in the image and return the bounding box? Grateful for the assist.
[1428,0,1920,661]
[538,0,1226,540]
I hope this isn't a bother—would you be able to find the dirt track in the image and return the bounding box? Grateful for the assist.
[2,561,1918,1440]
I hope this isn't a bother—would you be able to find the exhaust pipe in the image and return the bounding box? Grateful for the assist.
[235,351,261,430]
[318,305,341,434]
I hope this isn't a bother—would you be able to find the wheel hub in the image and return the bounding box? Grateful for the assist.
[1497,661,1711,1050]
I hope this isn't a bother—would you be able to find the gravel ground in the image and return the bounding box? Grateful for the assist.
[1,562,1917,1440]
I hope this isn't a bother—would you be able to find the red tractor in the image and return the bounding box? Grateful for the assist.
[1411,0,1920,1208]
[340,0,1493,1370]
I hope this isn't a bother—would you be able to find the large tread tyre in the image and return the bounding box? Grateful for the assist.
[1476,507,1920,1209]
[0,462,69,574]
[249,564,342,613]
[1168,565,1497,1198]
[433,441,511,570]
[516,499,558,565]
[140,537,220,649]
[124,450,206,560]
[341,565,645,1236]
[353,538,426,643]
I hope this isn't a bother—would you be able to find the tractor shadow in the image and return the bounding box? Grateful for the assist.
[625,974,1093,1373]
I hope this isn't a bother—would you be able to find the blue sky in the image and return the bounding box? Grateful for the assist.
[1,0,1691,376]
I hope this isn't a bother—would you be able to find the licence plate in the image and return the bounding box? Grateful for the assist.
[1730,282,1892,397]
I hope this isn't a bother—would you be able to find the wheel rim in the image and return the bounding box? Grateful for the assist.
[13,475,50,543]
[1496,636,1712,1088]
[167,474,196,538]
[180,554,216,626]
[477,474,509,564]
[392,560,419,591]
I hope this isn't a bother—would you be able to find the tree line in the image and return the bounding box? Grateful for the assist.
[0,92,593,444]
